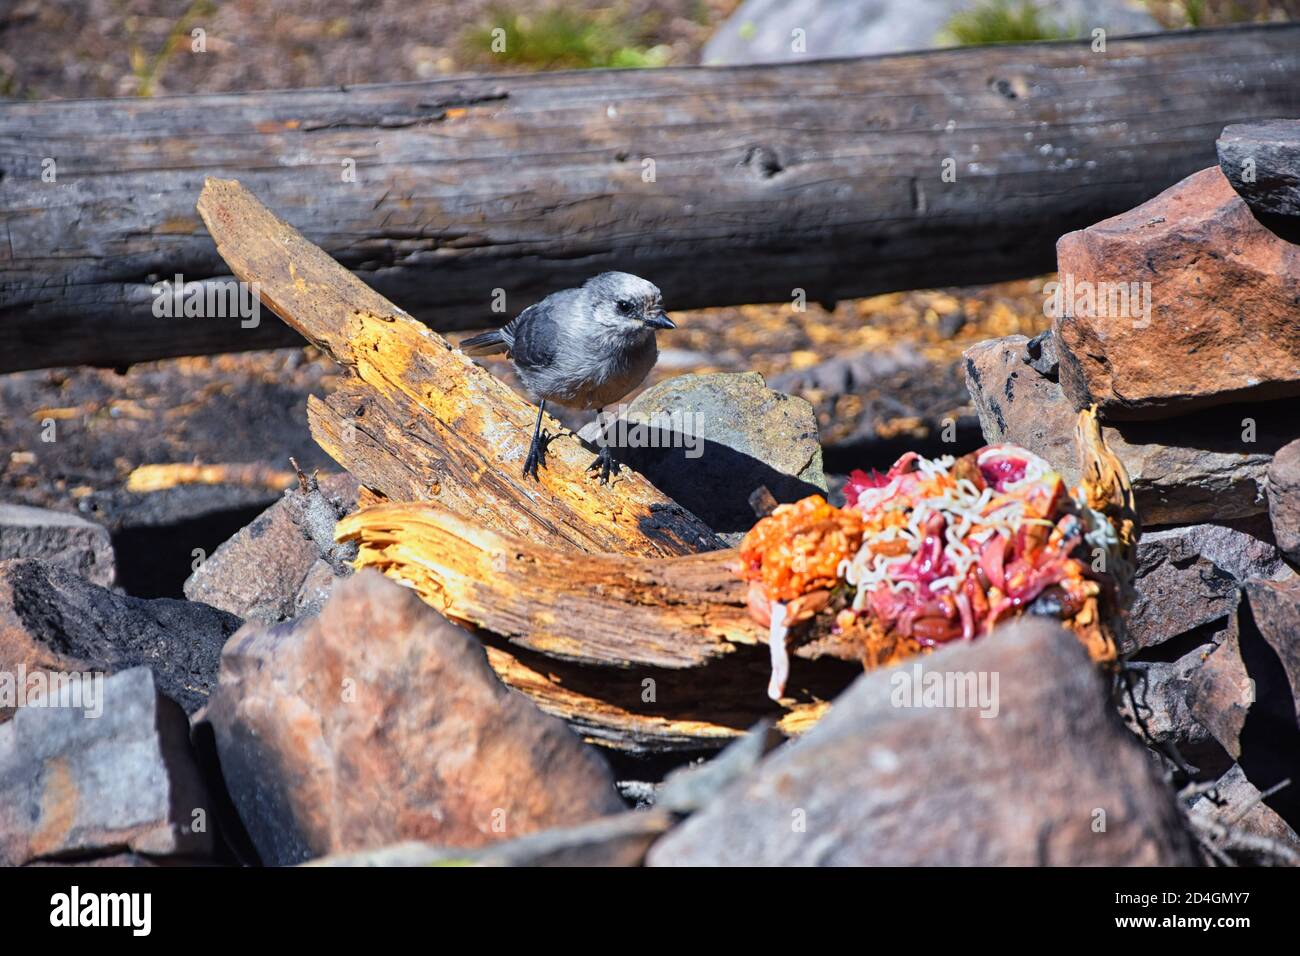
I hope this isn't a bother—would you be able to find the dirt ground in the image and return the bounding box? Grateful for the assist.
[0,0,738,99]
[3,0,1288,99]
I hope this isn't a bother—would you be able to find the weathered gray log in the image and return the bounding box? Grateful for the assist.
[3,25,1300,372]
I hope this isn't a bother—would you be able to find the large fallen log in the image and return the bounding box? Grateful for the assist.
[5,25,1300,371]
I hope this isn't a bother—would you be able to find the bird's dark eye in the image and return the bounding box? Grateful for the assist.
[615,299,634,315]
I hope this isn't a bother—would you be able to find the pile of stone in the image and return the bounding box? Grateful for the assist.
[0,400,1216,868]
[964,120,1300,858]
[2,122,1297,869]
[0,478,629,867]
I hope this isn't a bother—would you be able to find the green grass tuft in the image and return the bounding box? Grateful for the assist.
[463,7,669,70]
[943,0,1071,45]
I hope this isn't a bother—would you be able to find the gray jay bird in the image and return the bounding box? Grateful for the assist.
[459,272,675,482]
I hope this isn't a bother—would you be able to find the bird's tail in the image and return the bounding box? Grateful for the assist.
[459,329,508,356]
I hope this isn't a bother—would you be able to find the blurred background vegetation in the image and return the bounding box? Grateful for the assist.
[0,0,1295,100]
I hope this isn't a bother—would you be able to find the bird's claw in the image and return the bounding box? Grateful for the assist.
[522,431,547,480]
[587,445,619,484]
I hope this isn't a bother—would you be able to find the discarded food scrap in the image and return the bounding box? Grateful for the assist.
[739,440,1130,700]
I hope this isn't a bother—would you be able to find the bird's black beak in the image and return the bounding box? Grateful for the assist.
[645,310,675,330]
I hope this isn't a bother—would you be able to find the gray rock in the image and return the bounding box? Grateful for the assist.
[0,667,214,865]
[1217,120,1300,219]
[658,720,783,815]
[702,0,1160,65]
[1126,520,1293,653]
[605,372,825,543]
[0,559,242,719]
[648,618,1197,865]
[964,335,1287,526]
[292,558,342,619]
[1189,763,1300,865]
[1116,649,1219,757]
[1023,330,1059,380]
[183,473,357,625]
[0,503,115,588]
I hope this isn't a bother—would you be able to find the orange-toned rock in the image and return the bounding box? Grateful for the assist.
[1054,166,1300,420]
[1268,438,1300,563]
[204,570,624,866]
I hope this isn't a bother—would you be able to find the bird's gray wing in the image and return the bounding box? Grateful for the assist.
[508,300,561,372]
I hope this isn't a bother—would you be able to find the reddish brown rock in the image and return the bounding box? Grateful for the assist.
[964,336,1289,526]
[183,472,357,624]
[1268,438,1300,563]
[0,667,214,865]
[204,569,624,866]
[1054,166,1300,419]
[0,559,241,720]
[1186,619,1253,762]
[1243,577,1300,723]
[648,619,1197,866]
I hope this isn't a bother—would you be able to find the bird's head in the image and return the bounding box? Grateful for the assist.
[584,272,675,335]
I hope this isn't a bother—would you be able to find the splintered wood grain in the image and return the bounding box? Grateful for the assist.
[335,500,752,668]
[197,178,720,559]
[5,26,1300,370]
[334,500,860,750]
[334,500,865,667]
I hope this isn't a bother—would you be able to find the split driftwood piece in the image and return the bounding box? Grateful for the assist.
[195,178,719,560]
[336,501,753,667]
[6,26,1300,371]
[334,501,854,750]
[334,500,860,668]
[195,178,773,751]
